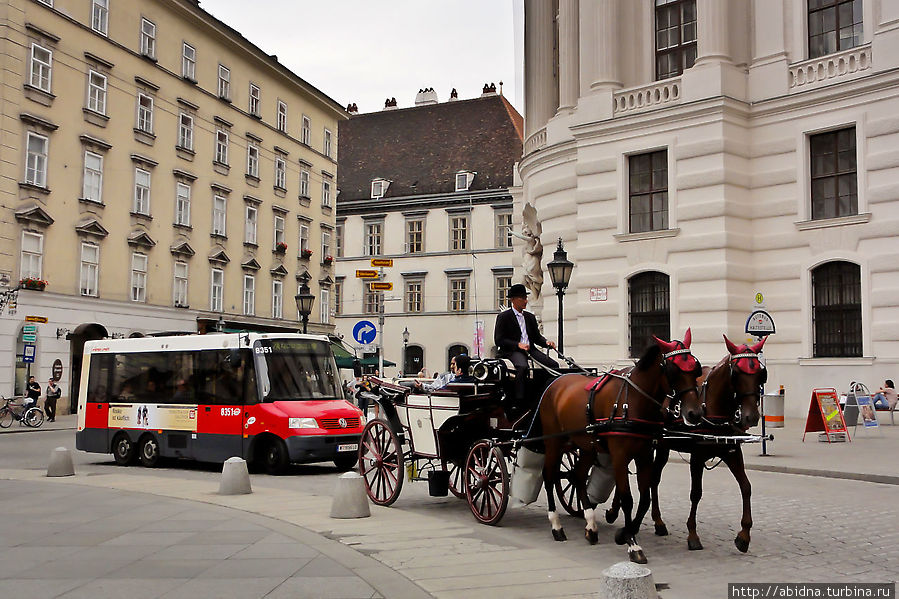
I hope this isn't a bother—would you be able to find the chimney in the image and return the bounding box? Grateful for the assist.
[481,82,497,97]
[383,97,398,111]
[448,88,459,101]
[414,87,438,106]
[346,103,358,114]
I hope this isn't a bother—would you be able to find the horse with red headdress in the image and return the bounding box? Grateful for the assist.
[536,329,703,563]
[646,334,768,553]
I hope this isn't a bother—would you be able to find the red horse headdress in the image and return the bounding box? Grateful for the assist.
[724,335,767,375]
[654,328,700,373]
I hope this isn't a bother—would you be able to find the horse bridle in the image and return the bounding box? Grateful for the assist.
[726,351,766,425]
[661,347,701,424]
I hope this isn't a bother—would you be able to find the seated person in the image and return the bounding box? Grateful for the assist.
[873,379,897,410]
[413,355,473,393]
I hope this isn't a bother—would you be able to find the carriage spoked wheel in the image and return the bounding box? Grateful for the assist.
[445,461,466,499]
[555,448,585,518]
[464,440,509,525]
[358,419,404,506]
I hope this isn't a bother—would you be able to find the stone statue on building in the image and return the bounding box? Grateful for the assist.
[510,202,543,299]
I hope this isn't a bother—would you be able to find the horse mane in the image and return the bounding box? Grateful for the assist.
[635,344,662,371]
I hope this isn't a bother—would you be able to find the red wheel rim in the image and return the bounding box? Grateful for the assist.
[359,420,403,506]
[447,462,466,499]
[465,441,508,525]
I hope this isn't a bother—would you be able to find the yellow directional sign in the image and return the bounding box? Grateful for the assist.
[370,258,393,268]
[25,315,48,323]
[369,282,393,291]
[355,269,378,279]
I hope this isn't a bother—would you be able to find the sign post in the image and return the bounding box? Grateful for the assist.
[369,259,393,376]
[745,293,775,456]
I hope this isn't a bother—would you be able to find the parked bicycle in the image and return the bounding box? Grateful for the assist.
[0,396,45,428]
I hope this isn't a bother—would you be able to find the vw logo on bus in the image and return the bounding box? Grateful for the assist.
[338,418,347,428]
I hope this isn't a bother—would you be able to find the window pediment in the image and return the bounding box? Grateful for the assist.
[20,112,58,133]
[127,230,156,248]
[15,202,54,226]
[270,264,289,277]
[208,248,230,264]
[170,240,195,257]
[241,257,261,271]
[75,216,108,238]
[79,134,112,153]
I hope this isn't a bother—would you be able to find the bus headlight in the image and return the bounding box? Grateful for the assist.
[288,417,318,429]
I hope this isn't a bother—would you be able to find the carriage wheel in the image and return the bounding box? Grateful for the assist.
[446,461,466,499]
[464,440,509,525]
[358,419,404,506]
[555,448,585,517]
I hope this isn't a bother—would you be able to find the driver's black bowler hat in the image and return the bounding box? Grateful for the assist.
[508,284,529,299]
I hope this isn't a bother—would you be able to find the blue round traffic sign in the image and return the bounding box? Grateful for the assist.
[352,320,377,345]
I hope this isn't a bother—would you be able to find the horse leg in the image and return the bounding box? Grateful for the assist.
[605,492,620,524]
[609,447,647,563]
[575,447,599,545]
[542,439,567,542]
[619,448,654,564]
[650,446,670,536]
[723,448,752,553]
[686,453,705,551]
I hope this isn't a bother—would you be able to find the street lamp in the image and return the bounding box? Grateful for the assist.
[402,327,410,375]
[547,237,574,353]
[295,281,315,334]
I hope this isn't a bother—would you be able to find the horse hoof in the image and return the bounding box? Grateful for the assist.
[552,529,567,542]
[687,538,704,551]
[734,536,749,553]
[629,549,647,564]
[605,509,618,524]
[654,523,669,536]
[585,529,599,545]
[614,528,628,545]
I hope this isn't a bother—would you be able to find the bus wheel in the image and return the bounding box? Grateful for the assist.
[262,439,289,475]
[112,433,135,466]
[138,435,160,468]
[333,454,357,471]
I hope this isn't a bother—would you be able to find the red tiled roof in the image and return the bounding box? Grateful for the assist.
[337,95,523,201]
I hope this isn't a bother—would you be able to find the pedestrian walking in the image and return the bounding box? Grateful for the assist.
[45,379,61,422]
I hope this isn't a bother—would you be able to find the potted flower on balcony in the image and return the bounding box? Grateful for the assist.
[322,254,334,266]
[274,241,288,254]
[300,248,313,260]
[20,277,48,291]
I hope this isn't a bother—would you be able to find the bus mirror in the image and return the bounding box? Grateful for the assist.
[353,359,362,378]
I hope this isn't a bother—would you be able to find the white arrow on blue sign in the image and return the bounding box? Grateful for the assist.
[352,320,377,345]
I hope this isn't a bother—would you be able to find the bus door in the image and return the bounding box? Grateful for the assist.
[194,349,250,463]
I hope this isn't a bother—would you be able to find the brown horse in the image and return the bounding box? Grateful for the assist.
[537,329,703,564]
[647,335,767,553]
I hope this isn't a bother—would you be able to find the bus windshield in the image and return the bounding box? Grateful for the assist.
[254,339,342,401]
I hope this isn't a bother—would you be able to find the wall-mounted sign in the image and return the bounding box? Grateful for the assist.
[369,282,393,291]
[589,287,608,302]
[23,324,38,333]
[370,258,393,267]
[745,309,775,335]
[52,359,63,381]
[25,315,48,323]
[355,269,378,279]
[22,333,36,342]
[23,343,36,363]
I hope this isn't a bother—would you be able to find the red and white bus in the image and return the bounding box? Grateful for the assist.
[75,333,363,474]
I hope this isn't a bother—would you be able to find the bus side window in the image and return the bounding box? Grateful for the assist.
[242,352,258,405]
[87,354,114,403]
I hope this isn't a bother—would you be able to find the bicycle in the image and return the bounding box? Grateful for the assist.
[0,396,44,428]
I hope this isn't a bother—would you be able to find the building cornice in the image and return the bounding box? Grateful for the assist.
[337,189,512,216]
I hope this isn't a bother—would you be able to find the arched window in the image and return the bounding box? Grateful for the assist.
[447,344,468,371]
[404,345,423,376]
[629,272,670,357]
[812,261,861,357]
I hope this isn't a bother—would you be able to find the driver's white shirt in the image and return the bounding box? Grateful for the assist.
[512,307,530,346]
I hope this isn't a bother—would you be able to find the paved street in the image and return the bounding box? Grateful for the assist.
[1,416,897,598]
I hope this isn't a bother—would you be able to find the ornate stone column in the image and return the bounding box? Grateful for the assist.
[696,0,731,65]
[525,0,558,138]
[591,0,621,90]
[558,0,579,111]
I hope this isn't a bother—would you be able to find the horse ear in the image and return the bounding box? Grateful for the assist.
[749,336,768,354]
[683,328,692,347]
[723,334,740,355]
[653,336,676,353]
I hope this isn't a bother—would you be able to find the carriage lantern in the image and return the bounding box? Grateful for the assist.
[547,237,574,353]
[295,281,315,334]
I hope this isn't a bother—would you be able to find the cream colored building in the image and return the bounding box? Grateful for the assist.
[0,0,345,411]
[519,0,899,417]
[335,89,524,377]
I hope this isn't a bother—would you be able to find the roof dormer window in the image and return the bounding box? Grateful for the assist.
[371,178,391,199]
[455,171,475,192]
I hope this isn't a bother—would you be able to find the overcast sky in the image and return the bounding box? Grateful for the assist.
[202,1,522,114]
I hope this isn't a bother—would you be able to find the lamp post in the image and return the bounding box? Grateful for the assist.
[547,237,574,353]
[294,280,315,334]
[402,327,410,375]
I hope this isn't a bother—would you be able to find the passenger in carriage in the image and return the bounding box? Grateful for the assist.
[413,354,473,393]
[493,284,558,407]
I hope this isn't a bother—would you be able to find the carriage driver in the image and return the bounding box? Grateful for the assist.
[494,284,559,411]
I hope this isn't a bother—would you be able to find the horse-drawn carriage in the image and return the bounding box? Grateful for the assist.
[357,331,772,564]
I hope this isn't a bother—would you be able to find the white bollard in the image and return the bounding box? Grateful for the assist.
[330,472,371,519]
[46,447,75,477]
[219,457,252,495]
[600,561,657,599]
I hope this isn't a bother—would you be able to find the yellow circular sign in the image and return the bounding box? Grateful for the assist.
[755,292,764,304]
